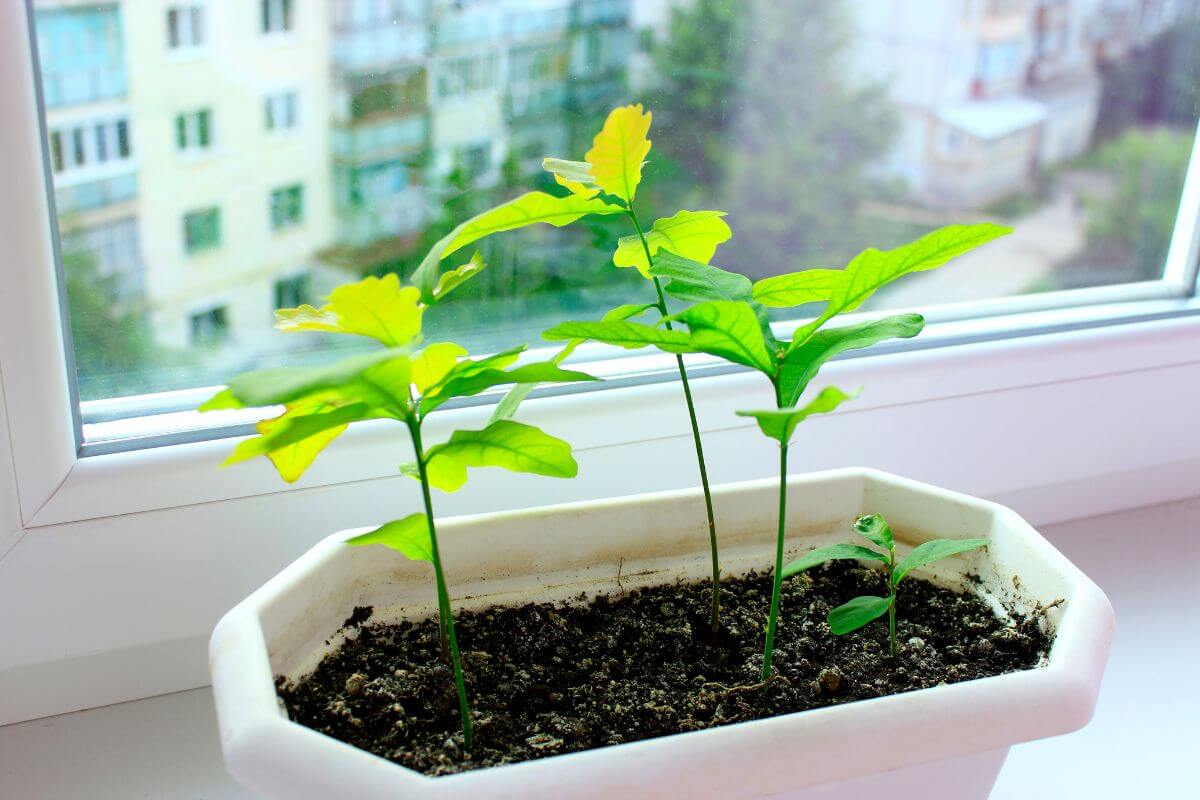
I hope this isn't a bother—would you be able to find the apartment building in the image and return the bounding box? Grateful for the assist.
[123,0,343,358]
[853,0,1191,208]
[33,0,631,370]
[35,2,144,302]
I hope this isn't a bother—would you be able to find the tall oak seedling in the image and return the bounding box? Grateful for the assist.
[546,220,1011,679]
[203,270,596,750]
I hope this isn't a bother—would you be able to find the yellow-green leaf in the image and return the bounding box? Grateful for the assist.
[199,388,243,412]
[670,301,774,374]
[411,343,468,394]
[736,385,859,445]
[543,158,598,197]
[431,252,487,303]
[346,513,433,562]
[224,396,368,482]
[752,269,842,308]
[791,223,1011,349]
[225,348,412,410]
[585,103,652,203]
[412,191,623,302]
[275,274,424,348]
[422,420,578,493]
[613,210,732,278]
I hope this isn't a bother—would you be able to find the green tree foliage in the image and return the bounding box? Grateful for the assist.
[1082,128,1193,280]
[61,246,156,400]
[646,0,898,275]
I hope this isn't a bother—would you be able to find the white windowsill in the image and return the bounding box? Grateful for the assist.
[2,497,1194,799]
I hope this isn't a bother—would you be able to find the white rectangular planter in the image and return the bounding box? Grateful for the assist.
[210,468,1114,800]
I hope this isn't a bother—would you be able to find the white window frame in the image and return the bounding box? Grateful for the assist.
[174,108,214,154]
[166,3,206,51]
[264,89,299,133]
[4,1,1200,725]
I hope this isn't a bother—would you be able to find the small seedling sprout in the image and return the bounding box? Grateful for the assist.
[783,513,989,655]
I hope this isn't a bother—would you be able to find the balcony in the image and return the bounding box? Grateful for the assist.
[331,116,429,162]
[54,172,136,214]
[333,27,429,71]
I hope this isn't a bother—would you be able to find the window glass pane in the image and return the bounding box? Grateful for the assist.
[25,0,1200,416]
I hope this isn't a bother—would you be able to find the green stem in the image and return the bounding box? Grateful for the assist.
[408,420,474,750]
[628,205,721,632]
[762,439,788,681]
[887,548,898,657]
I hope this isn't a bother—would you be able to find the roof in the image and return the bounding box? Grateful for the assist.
[936,98,1048,140]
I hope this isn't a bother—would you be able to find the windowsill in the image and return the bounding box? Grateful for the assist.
[2,497,1193,798]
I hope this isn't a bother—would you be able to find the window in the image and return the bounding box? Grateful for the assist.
[47,118,133,176]
[262,0,294,34]
[167,5,205,50]
[17,0,1200,444]
[183,207,221,253]
[190,306,229,347]
[436,54,499,99]
[454,143,490,182]
[274,273,311,310]
[175,109,213,152]
[269,184,304,230]
[265,91,298,131]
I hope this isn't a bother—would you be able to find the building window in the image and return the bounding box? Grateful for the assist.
[175,109,213,152]
[183,207,221,254]
[436,54,499,99]
[269,185,304,230]
[454,144,491,181]
[273,273,311,310]
[166,5,205,49]
[262,0,294,34]
[47,117,134,176]
[265,91,298,131]
[190,306,229,347]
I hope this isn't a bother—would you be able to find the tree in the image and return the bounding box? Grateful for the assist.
[61,246,157,400]
[1081,128,1192,282]
[644,0,898,279]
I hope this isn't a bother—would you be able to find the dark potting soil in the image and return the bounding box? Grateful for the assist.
[276,561,1053,776]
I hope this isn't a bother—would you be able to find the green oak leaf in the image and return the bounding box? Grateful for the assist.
[543,319,691,351]
[411,342,468,394]
[422,420,579,492]
[779,314,924,406]
[223,349,413,411]
[752,269,841,308]
[431,252,487,303]
[612,210,732,278]
[492,304,656,423]
[648,250,752,303]
[828,595,893,634]
[412,191,623,302]
[853,513,894,552]
[224,396,369,482]
[419,360,597,416]
[736,385,859,445]
[790,223,1011,349]
[542,158,600,197]
[893,539,989,584]
[346,513,433,562]
[584,103,652,203]
[274,274,423,348]
[782,543,888,579]
[670,301,774,374]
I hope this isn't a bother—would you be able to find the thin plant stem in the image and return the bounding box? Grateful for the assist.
[408,419,474,750]
[888,589,898,657]
[627,204,722,631]
[762,439,788,681]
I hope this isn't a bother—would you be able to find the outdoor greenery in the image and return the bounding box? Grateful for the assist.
[783,513,988,656]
